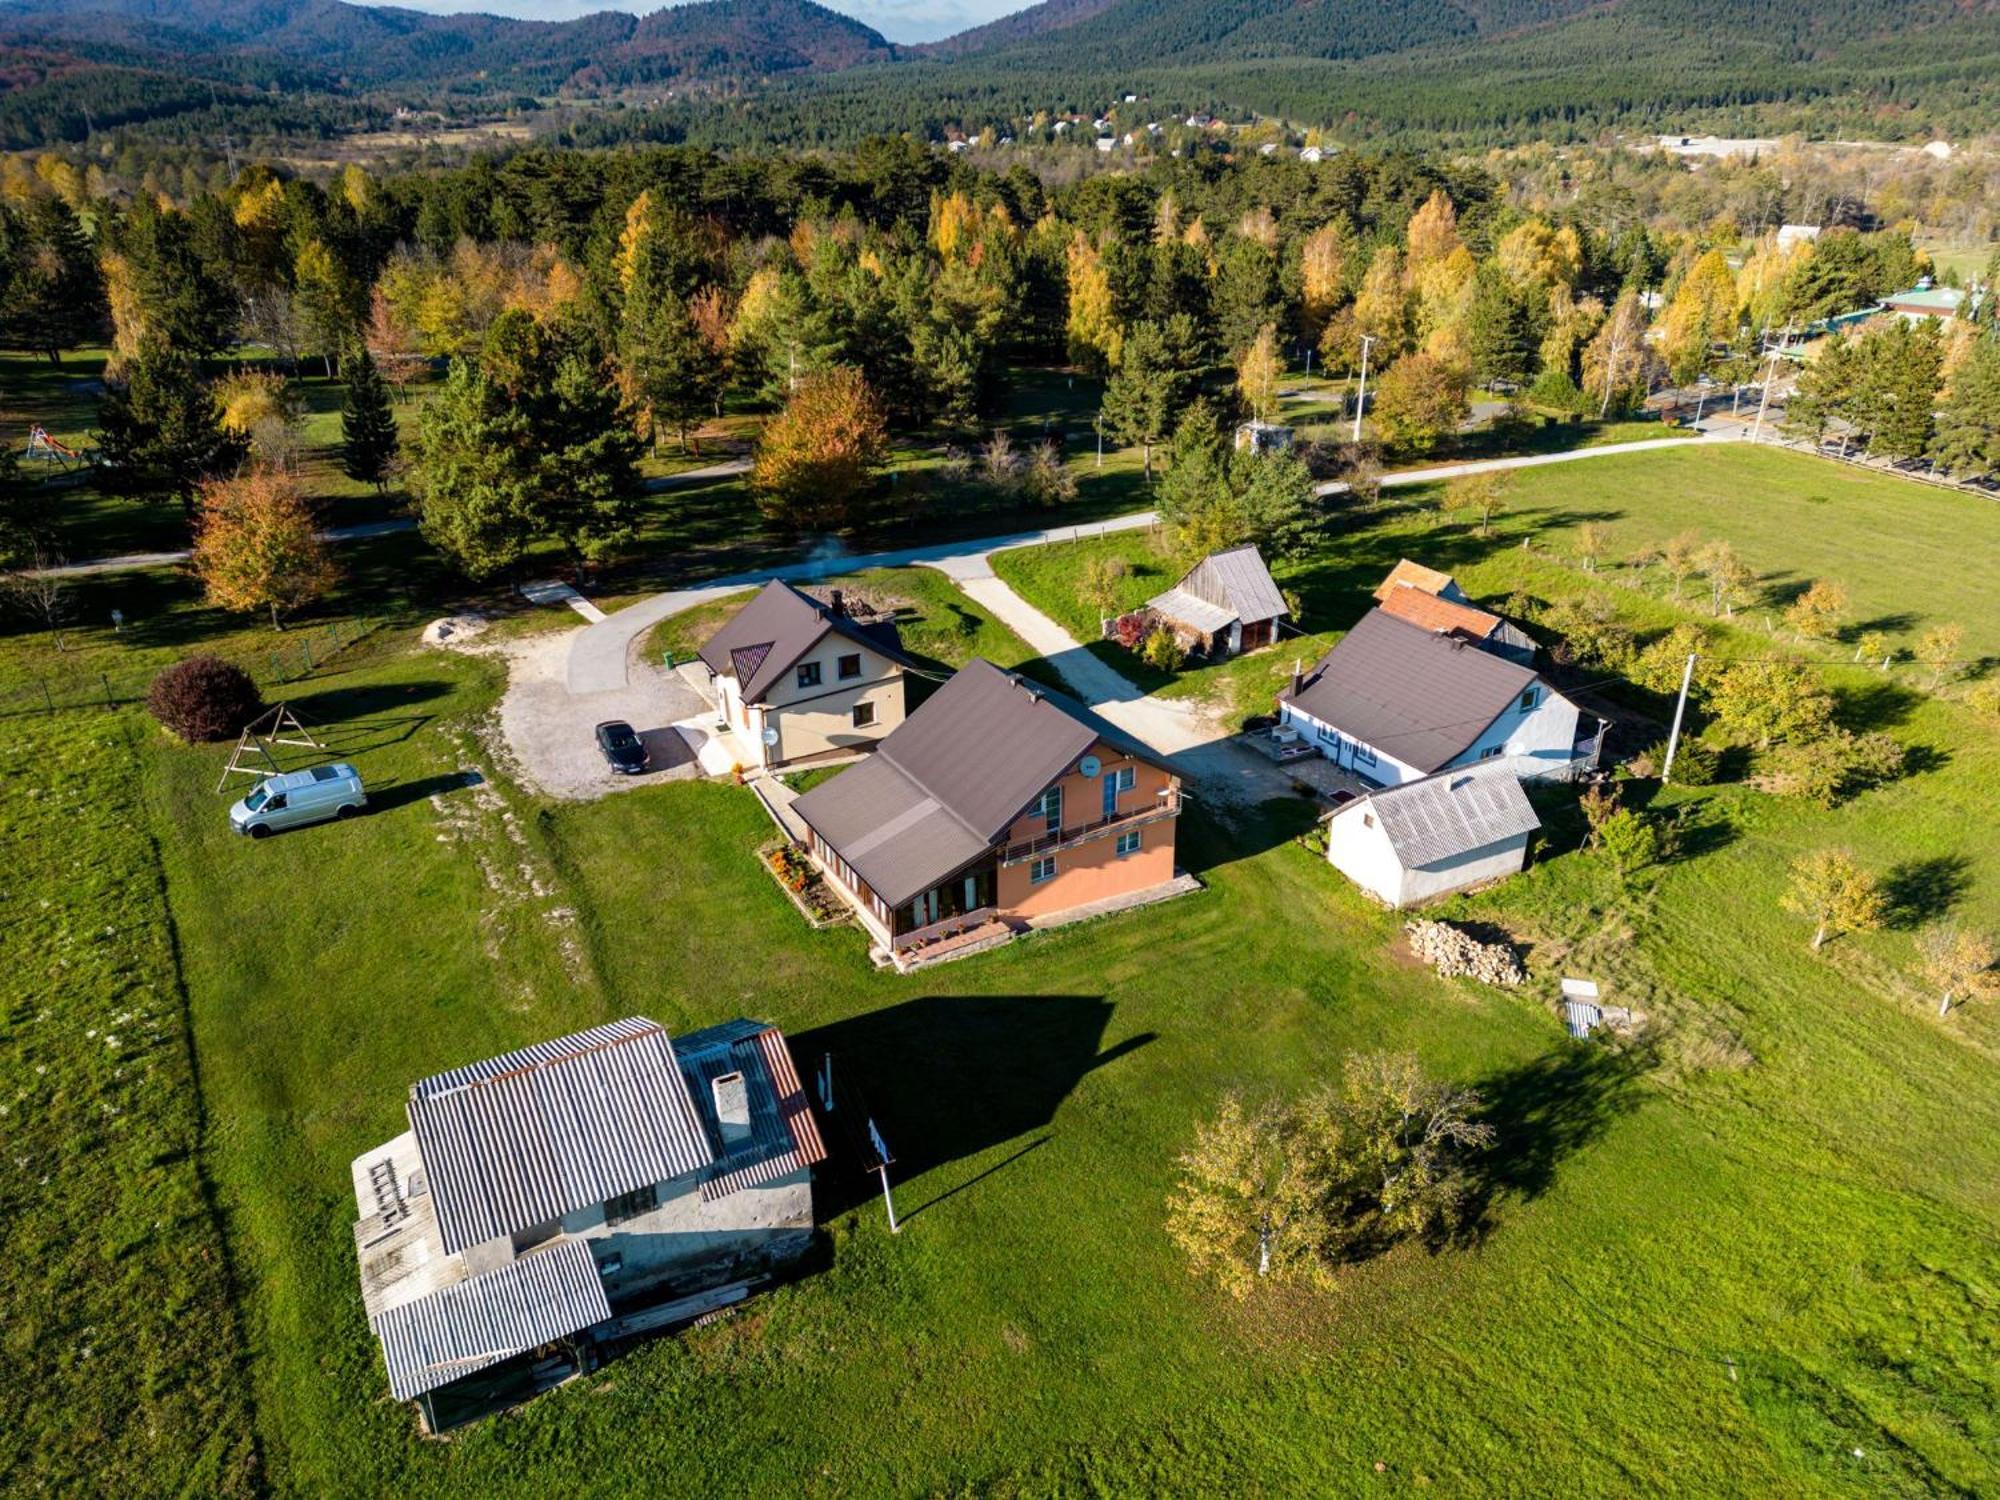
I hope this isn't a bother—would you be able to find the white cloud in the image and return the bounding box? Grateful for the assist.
[384,0,1021,44]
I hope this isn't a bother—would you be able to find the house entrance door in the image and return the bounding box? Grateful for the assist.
[914,889,941,926]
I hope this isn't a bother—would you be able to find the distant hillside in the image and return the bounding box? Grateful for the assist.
[0,0,897,92]
[917,0,1118,60]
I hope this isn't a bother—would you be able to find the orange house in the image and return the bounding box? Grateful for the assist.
[792,659,1185,962]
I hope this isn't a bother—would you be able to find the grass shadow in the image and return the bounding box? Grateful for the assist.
[1463,1044,1648,1231]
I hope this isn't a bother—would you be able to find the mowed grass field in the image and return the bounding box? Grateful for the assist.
[6,438,1999,1494]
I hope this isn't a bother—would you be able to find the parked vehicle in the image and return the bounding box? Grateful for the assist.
[230,764,367,838]
[595,720,649,775]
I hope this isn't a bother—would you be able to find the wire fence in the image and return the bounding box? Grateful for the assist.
[0,616,386,720]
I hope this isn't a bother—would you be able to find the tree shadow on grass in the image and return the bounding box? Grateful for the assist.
[1835,679,1925,732]
[1460,1044,1648,1241]
[365,768,486,814]
[1881,854,1974,930]
[792,994,1151,1222]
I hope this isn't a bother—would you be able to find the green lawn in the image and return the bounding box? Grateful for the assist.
[640,564,1046,693]
[8,438,2000,1494]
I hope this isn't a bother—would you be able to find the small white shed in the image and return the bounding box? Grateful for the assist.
[1326,767,1540,909]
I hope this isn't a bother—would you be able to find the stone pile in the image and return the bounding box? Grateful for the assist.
[1405,919,1527,987]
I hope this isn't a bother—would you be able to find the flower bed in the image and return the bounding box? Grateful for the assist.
[758,840,849,928]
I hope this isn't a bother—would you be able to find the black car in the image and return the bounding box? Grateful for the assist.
[595,719,649,775]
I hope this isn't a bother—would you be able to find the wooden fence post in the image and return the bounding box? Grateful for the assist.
[102,673,114,708]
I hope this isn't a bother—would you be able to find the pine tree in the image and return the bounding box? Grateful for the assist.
[1930,330,2000,479]
[340,351,399,492]
[96,342,247,514]
[1,198,105,363]
[1859,320,1942,461]
[1100,320,1176,479]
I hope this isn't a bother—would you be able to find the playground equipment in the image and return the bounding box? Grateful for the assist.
[24,425,94,470]
[215,702,323,794]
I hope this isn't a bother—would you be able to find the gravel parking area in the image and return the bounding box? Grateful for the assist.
[482,627,709,801]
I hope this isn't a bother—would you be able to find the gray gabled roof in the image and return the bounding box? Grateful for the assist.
[793,659,1168,908]
[697,581,912,704]
[371,1238,610,1402]
[1347,766,1541,867]
[1281,608,1542,773]
[409,1018,715,1256]
[1150,545,1287,630]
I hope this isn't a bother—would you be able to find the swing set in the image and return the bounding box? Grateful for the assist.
[215,703,324,794]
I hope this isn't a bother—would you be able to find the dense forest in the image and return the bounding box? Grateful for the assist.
[7,136,1999,586]
[2,0,1999,151]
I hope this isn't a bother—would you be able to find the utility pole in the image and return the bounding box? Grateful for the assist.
[1662,652,1698,785]
[1750,326,1790,444]
[1351,334,1375,443]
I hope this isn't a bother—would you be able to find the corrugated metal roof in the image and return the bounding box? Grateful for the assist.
[409,1018,715,1256]
[673,1018,830,1206]
[1349,766,1541,867]
[1281,609,1541,773]
[698,581,912,703]
[371,1238,610,1402]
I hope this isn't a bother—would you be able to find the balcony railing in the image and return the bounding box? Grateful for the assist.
[892,904,1000,953]
[999,789,1182,866]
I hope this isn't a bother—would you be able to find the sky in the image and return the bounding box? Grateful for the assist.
[386,0,1019,43]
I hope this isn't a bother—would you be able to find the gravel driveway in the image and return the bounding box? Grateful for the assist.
[490,627,708,800]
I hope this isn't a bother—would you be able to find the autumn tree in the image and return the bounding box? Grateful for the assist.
[1080,553,1130,620]
[1166,1053,1493,1298]
[1297,220,1351,339]
[1782,849,1886,952]
[1696,540,1755,616]
[1235,322,1282,423]
[1708,657,1834,747]
[1784,579,1849,641]
[1657,249,1738,384]
[1659,529,1704,601]
[1582,290,1656,417]
[340,350,399,492]
[1915,922,1996,1016]
[751,366,889,532]
[1440,471,1510,535]
[1065,231,1122,375]
[190,468,337,627]
[1917,622,1965,688]
[294,238,362,377]
[1370,353,1470,454]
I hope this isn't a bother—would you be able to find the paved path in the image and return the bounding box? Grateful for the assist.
[566,510,1160,695]
[1318,428,1734,498]
[43,517,418,578]
[643,456,752,491]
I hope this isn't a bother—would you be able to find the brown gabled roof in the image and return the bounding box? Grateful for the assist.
[1378,582,1503,640]
[1371,559,1465,604]
[1280,608,1541,773]
[793,659,1170,908]
[698,581,912,704]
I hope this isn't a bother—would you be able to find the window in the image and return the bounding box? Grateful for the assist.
[1362,813,1375,828]
[265,793,289,811]
[1114,766,1136,793]
[1352,743,1377,767]
[1316,722,1340,745]
[796,661,822,689]
[1030,855,1058,884]
[1036,784,1063,833]
[838,653,862,680]
[1478,745,1503,761]
[1519,686,1540,712]
[1102,764,1137,818]
[852,701,877,729]
[1115,830,1142,857]
[605,1184,658,1225]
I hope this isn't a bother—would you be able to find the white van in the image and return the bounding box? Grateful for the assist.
[230,763,367,838]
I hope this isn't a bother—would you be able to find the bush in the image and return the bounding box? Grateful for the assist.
[1526,369,1588,416]
[147,655,264,743]
[1142,628,1187,672]
[1637,735,1717,785]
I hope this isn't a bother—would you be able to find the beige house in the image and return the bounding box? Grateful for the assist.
[698,581,915,771]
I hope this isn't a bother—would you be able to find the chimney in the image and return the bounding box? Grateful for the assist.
[711,1072,752,1146]
[828,589,846,618]
[1289,658,1303,697]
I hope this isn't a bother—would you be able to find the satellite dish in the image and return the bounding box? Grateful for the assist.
[1078,754,1102,778]
[762,727,780,747]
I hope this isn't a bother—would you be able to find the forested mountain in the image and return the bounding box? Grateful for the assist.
[0,0,897,91]
[2,0,1999,151]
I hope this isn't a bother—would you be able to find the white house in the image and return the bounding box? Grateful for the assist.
[352,1016,826,1429]
[1325,765,1541,908]
[1279,608,1600,787]
[698,580,914,771]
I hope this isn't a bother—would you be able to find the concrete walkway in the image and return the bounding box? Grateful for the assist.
[45,516,418,578]
[1318,428,1734,498]
[566,510,1160,695]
